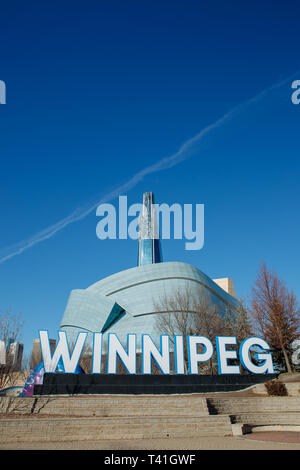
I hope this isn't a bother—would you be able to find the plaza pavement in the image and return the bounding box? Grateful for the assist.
[1,433,300,450]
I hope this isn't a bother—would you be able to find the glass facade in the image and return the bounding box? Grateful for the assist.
[60,261,240,350]
[101,302,126,334]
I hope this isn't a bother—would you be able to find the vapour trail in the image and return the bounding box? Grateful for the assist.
[0,72,297,264]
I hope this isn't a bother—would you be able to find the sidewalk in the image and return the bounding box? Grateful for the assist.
[1,433,300,450]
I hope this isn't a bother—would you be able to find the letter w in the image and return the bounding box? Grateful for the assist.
[39,330,87,373]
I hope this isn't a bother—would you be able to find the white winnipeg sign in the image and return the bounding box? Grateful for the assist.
[39,330,274,375]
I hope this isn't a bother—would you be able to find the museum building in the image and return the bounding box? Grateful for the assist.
[59,193,240,352]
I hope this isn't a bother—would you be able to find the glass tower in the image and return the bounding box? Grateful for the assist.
[138,192,162,266]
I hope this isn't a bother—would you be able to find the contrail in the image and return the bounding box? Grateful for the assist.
[0,72,297,264]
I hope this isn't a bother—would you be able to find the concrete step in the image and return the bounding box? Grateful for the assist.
[0,415,232,442]
[207,397,300,415]
[0,395,209,417]
[231,411,300,426]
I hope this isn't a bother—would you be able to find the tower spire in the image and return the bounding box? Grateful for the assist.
[138,192,162,266]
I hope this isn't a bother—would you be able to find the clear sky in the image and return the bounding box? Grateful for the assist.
[0,0,299,360]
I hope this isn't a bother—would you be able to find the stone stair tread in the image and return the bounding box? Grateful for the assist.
[2,393,299,444]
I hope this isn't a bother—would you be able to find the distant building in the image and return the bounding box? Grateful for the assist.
[0,340,6,365]
[213,278,236,298]
[30,338,57,369]
[7,342,24,371]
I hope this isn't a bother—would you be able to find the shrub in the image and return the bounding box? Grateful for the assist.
[264,380,288,396]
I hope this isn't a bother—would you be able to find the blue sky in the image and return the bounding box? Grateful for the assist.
[0,0,300,359]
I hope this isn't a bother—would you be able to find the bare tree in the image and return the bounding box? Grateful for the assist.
[154,286,195,373]
[0,309,23,346]
[154,286,226,374]
[223,299,253,346]
[251,263,300,373]
[192,292,227,374]
[0,309,24,390]
[222,299,253,373]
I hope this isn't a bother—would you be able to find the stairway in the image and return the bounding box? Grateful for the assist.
[0,394,233,443]
[207,396,300,432]
[2,393,298,444]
